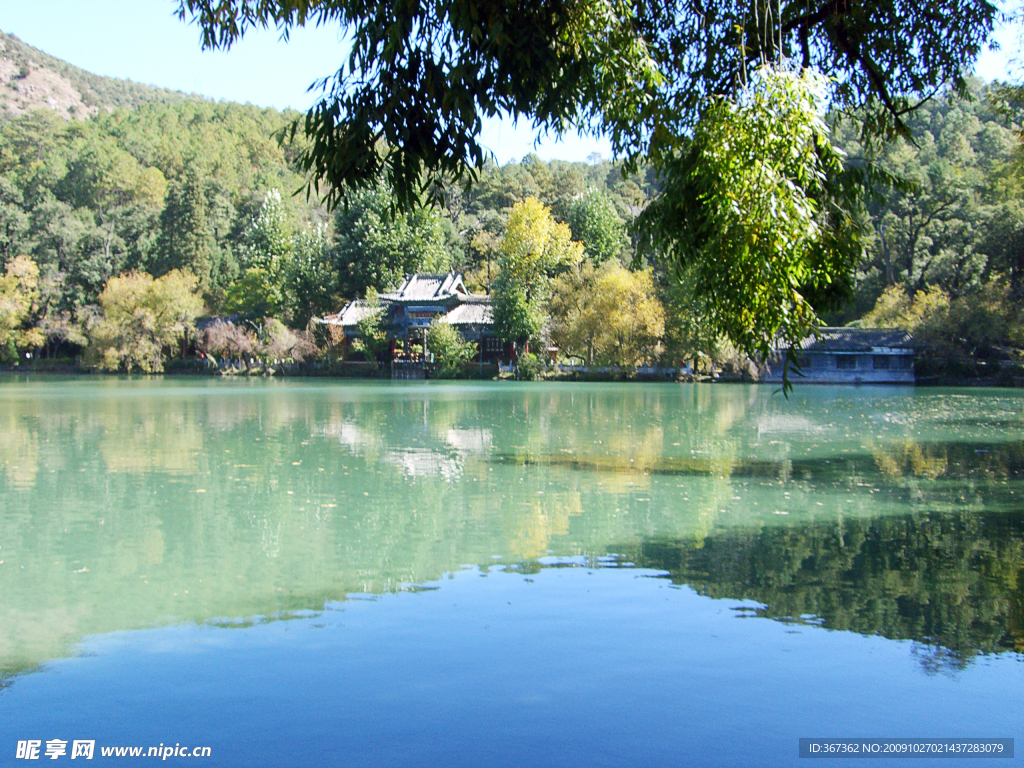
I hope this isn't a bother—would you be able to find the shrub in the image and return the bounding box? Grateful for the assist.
[196,319,255,366]
[259,318,315,363]
[310,321,346,362]
[515,352,544,380]
[426,317,477,377]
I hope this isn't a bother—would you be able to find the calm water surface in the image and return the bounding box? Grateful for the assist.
[0,378,1022,766]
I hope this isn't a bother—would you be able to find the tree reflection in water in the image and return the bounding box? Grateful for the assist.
[620,506,1024,671]
[0,380,1021,683]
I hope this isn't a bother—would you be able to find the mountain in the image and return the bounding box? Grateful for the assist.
[0,29,188,121]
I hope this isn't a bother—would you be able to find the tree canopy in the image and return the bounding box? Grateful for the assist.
[638,67,860,360]
[178,0,998,201]
[178,0,1001,357]
[493,197,583,344]
[334,181,451,299]
[550,260,665,367]
[86,269,204,372]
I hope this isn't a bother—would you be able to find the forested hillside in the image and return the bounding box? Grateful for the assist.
[0,30,187,120]
[832,79,1024,364]
[0,36,1021,375]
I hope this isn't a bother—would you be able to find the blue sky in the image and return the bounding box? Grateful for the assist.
[0,0,1017,165]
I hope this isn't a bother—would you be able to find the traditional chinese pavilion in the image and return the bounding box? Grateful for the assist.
[316,272,506,362]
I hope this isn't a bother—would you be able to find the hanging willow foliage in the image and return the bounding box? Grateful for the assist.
[638,66,865,373]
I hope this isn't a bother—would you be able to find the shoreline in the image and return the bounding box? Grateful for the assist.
[2,361,1021,388]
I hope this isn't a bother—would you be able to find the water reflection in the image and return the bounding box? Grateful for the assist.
[623,509,1024,669]
[0,379,1021,682]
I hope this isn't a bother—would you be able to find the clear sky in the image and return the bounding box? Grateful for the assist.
[0,0,1017,165]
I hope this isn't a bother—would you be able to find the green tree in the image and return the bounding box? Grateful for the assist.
[659,272,726,365]
[153,170,218,287]
[979,201,1024,297]
[860,83,1013,299]
[218,188,298,321]
[0,94,320,326]
[59,135,167,267]
[87,269,205,372]
[180,0,998,351]
[550,261,665,368]
[859,281,1023,357]
[461,209,507,294]
[35,310,88,359]
[549,261,605,366]
[567,189,625,265]
[0,177,30,264]
[425,317,477,376]
[0,255,41,360]
[223,267,282,319]
[638,67,860,366]
[493,197,584,346]
[816,82,1024,330]
[242,188,293,275]
[180,0,992,203]
[286,225,338,328]
[334,182,451,299]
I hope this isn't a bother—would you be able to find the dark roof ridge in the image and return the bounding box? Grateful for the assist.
[797,327,914,352]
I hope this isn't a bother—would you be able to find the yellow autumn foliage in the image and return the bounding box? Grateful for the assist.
[87,270,204,372]
[550,261,665,368]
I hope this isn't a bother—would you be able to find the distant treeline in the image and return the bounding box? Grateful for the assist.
[0,76,1022,374]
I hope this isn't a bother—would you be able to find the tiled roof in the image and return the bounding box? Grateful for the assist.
[317,300,379,327]
[317,273,494,332]
[441,299,493,326]
[380,273,467,303]
[796,327,914,352]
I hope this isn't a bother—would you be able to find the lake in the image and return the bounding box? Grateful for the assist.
[0,378,1021,766]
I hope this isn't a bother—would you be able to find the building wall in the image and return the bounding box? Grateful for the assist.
[765,352,915,384]
[475,335,505,363]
